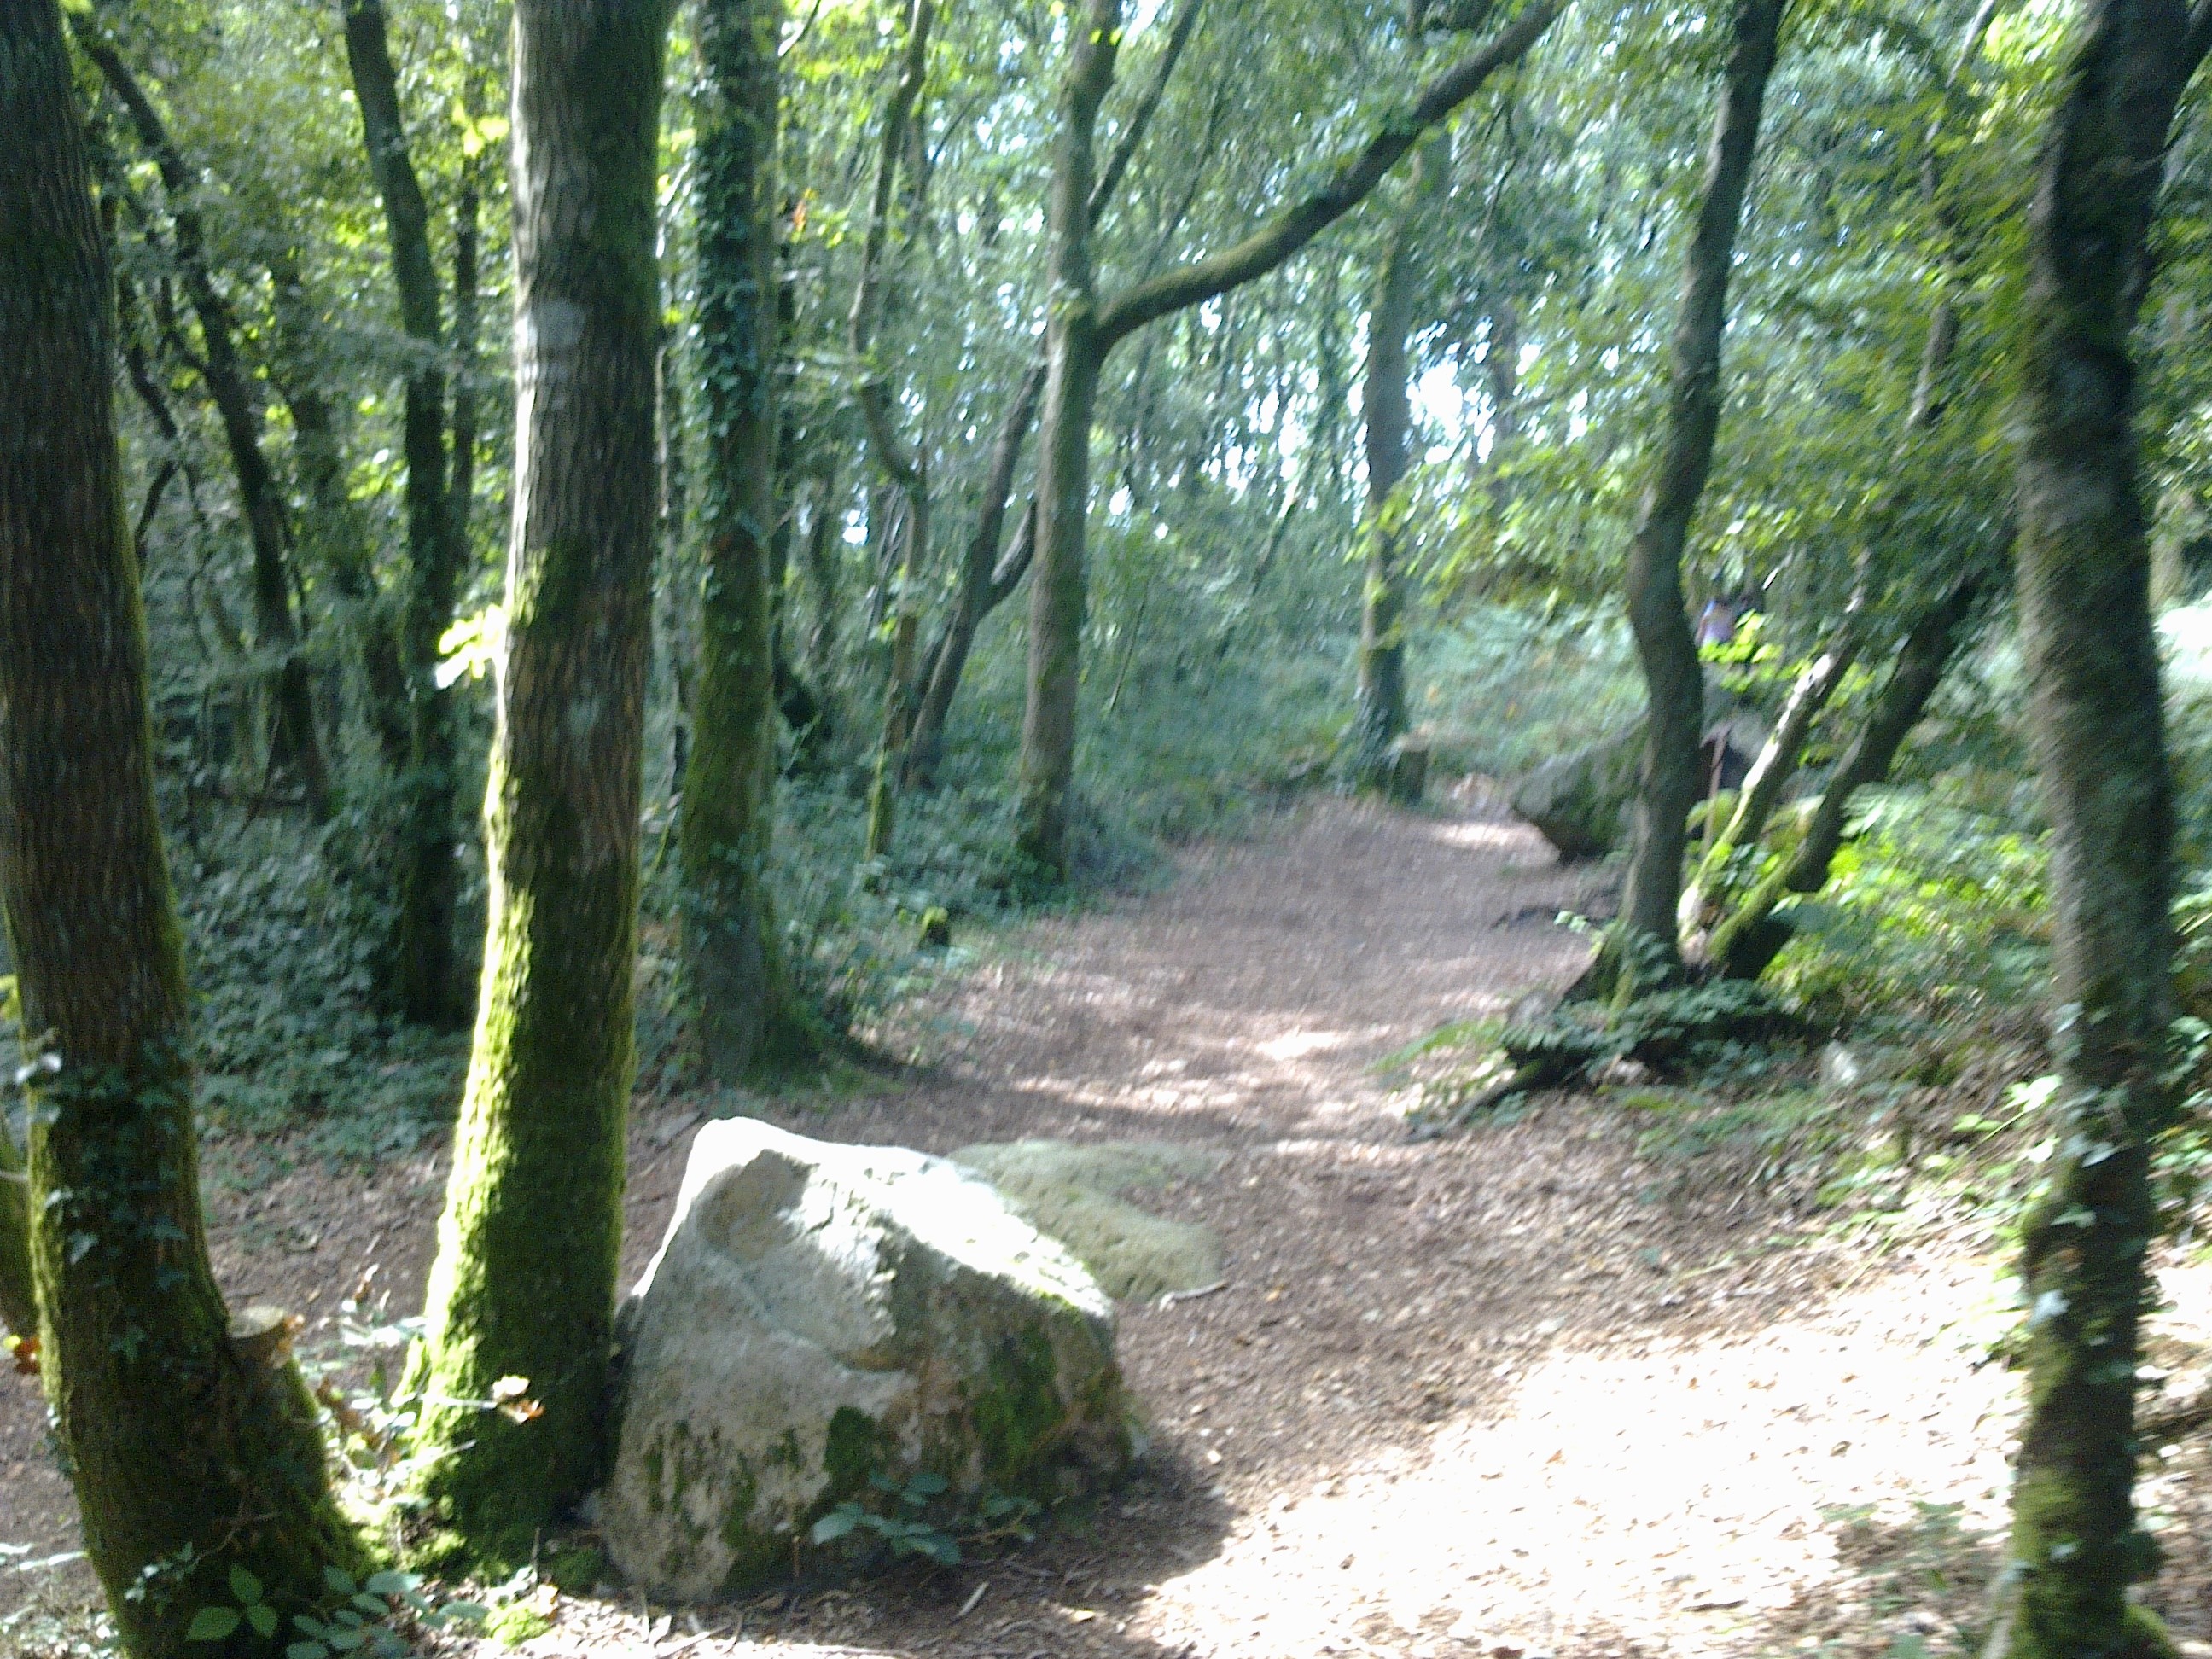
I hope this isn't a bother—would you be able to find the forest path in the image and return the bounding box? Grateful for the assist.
[8,794,2209,1657]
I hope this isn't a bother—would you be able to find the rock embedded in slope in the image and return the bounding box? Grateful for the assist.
[600,1119,1133,1601]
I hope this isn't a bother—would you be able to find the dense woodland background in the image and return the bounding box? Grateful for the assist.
[13,0,2212,1651]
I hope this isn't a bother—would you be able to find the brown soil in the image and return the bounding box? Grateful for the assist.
[9,792,2212,1659]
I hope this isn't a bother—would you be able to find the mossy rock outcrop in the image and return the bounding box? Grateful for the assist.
[952,1139,1225,1302]
[601,1120,1132,1600]
[1509,723,1644,860]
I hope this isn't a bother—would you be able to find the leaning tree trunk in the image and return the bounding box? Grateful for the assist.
[681,0,806,1082]
[0,7,366,1650]
[1353,131,1447,797]
[405,0,672,1553]
[1610,0,1784,992]
[346,0,464,1027]
[1705,573,1980,980]
[1988,1,2203,1653]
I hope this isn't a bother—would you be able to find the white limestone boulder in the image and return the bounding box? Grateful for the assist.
[600,1119,1132,1600]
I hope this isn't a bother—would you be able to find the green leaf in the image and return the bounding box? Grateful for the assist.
[325,1627,367,1653]
[249,1604,281,1638]
[228,1565,265,1607]
[362,1572,416,1598]
[440,1602,489,1625]
[323,1567,358,1598]
[187,1607,242,1643]
[287,1644,330,1659]
[810,1508,861,1544]
[351,1594,388,1616]
[905,1471,949,1499]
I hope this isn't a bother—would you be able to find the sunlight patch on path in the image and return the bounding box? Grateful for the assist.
[1144,1265,2019,1658]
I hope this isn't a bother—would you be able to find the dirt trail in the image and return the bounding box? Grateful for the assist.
[10,793,2212,1658]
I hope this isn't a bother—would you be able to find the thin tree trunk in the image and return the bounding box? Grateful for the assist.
[346,0,465,1027]
[905,363,1045,788]
[1353,132,1447,797]
[0,1120,29,1340]
[681,0,806,1081]
[0,8,366,1648]
[405,0,672,1550]
[1610,0,1784,992]
[1988,2,2207,1652]
[79,31,333,820]
[802,461,843,686]
[267,252,410,772]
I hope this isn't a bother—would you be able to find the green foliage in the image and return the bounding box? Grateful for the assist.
[1767,787,2048,1022]
[183,1564,483,1659]
[806,1470,1041,1572]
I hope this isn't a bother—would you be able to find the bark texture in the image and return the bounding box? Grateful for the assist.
[0,7,365,1648]
[346,0,465,1027]
[1990,1,2203,1652]
[681,0,806,1082]
[1613,0,1784,987]
[405,0,672,1553]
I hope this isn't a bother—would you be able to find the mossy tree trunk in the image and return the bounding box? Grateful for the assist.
[1610,0,1784,993]
[680,0,809,1082]
[1353,132,1448,798]
[1990,2,2206,1654]
[0,8,366,1649]
[0,1115,30,1339]
[405,0,672,1555]
[346,0,467,1027]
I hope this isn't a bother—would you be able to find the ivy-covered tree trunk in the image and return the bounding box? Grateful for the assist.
[1989,1,2203,1653]
[1612,0,1784,989]
[346,0,465,1027]
[680,0,807,1082]
[1353,133,1447,797]
[405,0,672,1554]
[0,7,366,1650]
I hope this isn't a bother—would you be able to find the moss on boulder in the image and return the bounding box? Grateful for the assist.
[952,1139,1225,1301]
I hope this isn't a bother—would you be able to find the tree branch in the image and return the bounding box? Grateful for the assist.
[1088,0,1207,230]
[1095,0,1563,349]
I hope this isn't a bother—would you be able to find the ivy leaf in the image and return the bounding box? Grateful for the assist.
[186,1607,242,1643]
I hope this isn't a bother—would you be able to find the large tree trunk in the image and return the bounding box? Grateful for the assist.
[1013,0,1120,882]
[0,1115,29,1339]
[0,8,366,1650]
[346,0,466,1027]
[1611,0,1784,993]
[79,32,332,820]
[680,0,806,1082]
[405,0,672,1552]
[1989,2,2203,1653]
[1353,133,1447,797]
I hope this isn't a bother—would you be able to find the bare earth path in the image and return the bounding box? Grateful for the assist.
[10,793,2212,1657]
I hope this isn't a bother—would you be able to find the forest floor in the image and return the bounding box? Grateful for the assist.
[12,790,2212,1658]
